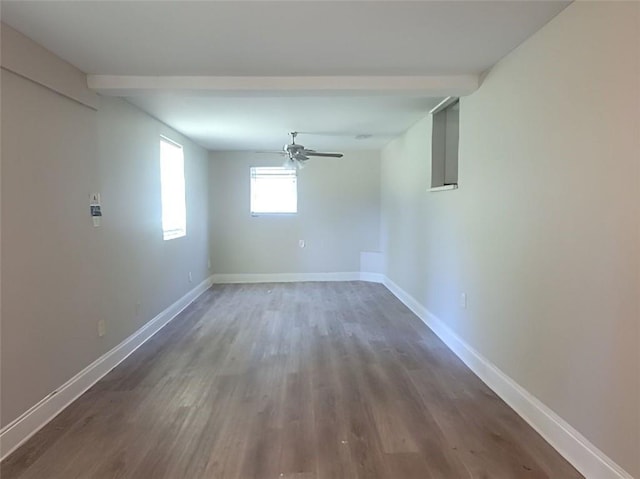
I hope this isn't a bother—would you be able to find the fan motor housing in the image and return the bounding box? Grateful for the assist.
[284,143,304,154]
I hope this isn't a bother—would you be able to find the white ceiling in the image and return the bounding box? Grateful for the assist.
[2,1,570,77]
[1,0,570,151]
[127,94,441,151]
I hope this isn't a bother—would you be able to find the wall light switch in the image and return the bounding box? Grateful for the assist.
[299,240,305,248]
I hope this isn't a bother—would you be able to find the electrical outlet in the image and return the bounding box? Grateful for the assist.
[460,293,467,309]
[188,271,193,283]
[207,257,211,269]
[97,319,106,337]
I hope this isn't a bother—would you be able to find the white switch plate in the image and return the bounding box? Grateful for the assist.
[188,272,193,283]
[299,240,305,248]
[460,293,467,309]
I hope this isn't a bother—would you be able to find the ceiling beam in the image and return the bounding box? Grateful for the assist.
[87,75,479,97]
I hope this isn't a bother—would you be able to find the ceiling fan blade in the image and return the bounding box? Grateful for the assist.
[256,150,287,156]
[303,152,343,158]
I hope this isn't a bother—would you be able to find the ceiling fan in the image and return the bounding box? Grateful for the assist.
[261,132,344,169]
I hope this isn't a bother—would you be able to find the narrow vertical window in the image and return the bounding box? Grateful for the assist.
[430,97,460,190]
[250,167,297,215]
[160,137,186,240]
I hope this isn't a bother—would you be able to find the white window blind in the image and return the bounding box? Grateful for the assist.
[160,137,187,240]
[250,167,297,215]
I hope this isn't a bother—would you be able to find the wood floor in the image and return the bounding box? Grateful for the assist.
[2,282,583,479]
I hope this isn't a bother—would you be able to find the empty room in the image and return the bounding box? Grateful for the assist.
[0,1,638,478]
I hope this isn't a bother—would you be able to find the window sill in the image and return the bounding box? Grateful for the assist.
[163,230,186,241]
[251,212,298,217]
[429,184,458,192]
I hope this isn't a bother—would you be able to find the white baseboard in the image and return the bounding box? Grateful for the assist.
[211,271,381,284]
[359,272,385,283]
[0,275,213,462]
[382,276,633,479]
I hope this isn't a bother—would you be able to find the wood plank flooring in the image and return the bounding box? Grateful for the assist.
[1,282,583,478]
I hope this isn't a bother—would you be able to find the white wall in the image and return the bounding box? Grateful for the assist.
[381,2,639,477]
[1,23,99,110]
[209,151,380,276]
[1,66,210,427]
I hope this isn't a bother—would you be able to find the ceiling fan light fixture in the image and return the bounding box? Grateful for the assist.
[283,157,295,170]
[265,132,344,168]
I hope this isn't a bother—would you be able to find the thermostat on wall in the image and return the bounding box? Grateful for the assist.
[90,192,102,227]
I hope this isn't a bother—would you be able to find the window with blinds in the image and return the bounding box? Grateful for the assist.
[160,137,187,240]
[250,167,297,215]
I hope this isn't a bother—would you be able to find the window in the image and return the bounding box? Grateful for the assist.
[159,137,186,240]
[250,167,297,215]
[430,97,459,190]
